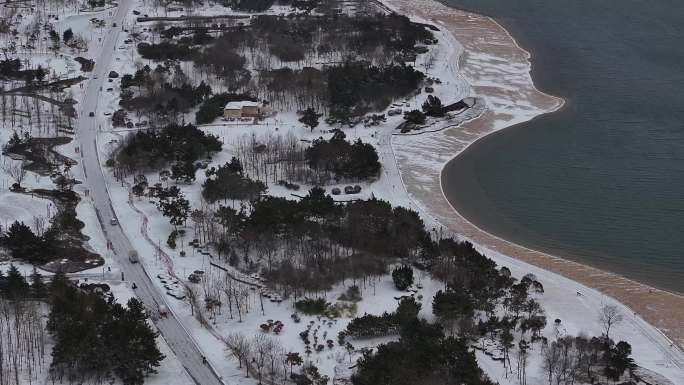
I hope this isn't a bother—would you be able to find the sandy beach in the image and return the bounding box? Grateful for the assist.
[384,0,684,349]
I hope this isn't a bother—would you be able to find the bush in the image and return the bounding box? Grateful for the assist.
[422,95,445,117]
[137,42,199,61]
[392,265,414,290]
[338,285,362,302]
[295,298,329,315]
[167,230,178,249]
[403,109,426,125]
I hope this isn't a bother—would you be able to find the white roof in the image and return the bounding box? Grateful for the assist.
[225,101,259,110]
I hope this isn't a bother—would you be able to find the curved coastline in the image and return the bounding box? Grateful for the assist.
[382,0,684,352]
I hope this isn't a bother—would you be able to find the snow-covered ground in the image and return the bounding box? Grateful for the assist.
[94,15,684,385]
[4,0,683,384]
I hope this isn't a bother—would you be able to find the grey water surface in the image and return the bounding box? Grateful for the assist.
[440,0,684,293]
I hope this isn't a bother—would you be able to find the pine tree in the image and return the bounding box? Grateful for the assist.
[299,107,322,131]
[30,267,47,298]
[63,28,74,44]
[4,264,29,298]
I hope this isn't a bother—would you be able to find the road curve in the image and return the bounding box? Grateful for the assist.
[74,3,225,385]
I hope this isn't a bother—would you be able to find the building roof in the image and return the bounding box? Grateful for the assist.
[224,100,260,110]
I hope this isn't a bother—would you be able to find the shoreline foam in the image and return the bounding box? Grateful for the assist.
[382,0,684,351]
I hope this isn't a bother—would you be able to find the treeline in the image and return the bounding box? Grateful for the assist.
[0,267,164,385]
[47,273,164,385]
[327,62,424,121]
[205,188,432,294]
[305,130,381,181]
[137,41,199,61]
[112,123,221,175]
[256,62,424,120]
[137,12,433,114]
[0,201,91,265]
[248,13,433,64]
[0,267,48,385]
[351,299,493,385]
[0,221,58,264]
[0,58,47,83]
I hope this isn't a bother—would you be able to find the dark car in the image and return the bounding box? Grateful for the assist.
[89,111,95,117]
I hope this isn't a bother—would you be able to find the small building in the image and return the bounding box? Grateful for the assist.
[224,101,263,119]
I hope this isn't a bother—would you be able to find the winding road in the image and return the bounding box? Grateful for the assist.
[74,3,225,385]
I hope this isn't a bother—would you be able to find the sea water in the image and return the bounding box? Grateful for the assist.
[441,0,684,293]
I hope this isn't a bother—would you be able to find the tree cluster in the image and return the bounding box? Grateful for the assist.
[0,213,86,265]
[352,308,493,385]
[541,335,635,385]
[305,130,381,181]
[391,265,413,290]
[327,62,424,121]
[113,123,221,175]
[119,64,212,122]
[0,58,47,83]
[47,274,165,385]
[202,157,267,203]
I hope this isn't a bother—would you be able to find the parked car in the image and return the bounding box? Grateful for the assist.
[110,218,118,225]
[331,187,341,195]
[89,111,95,117]
[344,185,354,194]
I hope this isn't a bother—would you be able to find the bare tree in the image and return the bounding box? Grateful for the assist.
[32,215,47,237]
[598,304,623,340]
[252,334,270,385]
[186,284,199,316]
[1,159,27,188]
[542,340,561,385]
[226,332,252,377]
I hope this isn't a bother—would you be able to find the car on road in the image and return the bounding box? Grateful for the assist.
[89,111,95,117]
[158,305,169,318]
[110,218,118,225]
[128,250,139,264]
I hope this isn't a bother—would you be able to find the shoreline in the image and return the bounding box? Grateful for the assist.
[440,122,684,297]
[382,0,684,350]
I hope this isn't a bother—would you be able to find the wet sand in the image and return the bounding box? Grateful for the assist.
[385,0,684,347]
